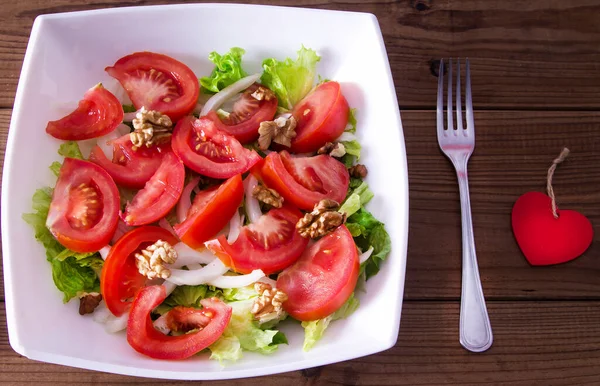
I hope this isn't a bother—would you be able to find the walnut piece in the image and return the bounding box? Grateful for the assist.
[317,142,346,158]
[78,292,102,315]
[251,282,288,324]
[348,164,368,179]
[296,199,346,238]
[135,240,178,279]
[253,183,283,208]
[130,107,173,150]
[251,86,275,101]
[258,116,297,150]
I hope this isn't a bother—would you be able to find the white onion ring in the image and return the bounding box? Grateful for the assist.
[96,129,121,159]
[200,74,261,117]
[206,269,265,288]
[123,111,138,122]
[162,280,178,297]
[337,132,357,142]
[166,258,229,286]
[244,175,262,224]
[168,243,217,268]
[177,176,201,223]
[92,302,128,333]
[153,313,171,335]
[116,123,132,136]
[227,209,243,243]
[359,246,374,264]
[99,246,111,260]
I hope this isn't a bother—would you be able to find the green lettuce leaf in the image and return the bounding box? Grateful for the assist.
[200,47,248,93]
[22,188,62,261]
[209,299,287,362]
[222,285,259,302]
[261,46,320,109]
[346,108,357,133]
[58,141,84,160]
[301,293,359,351]
[51,257,100,303]
[341,140,361,160]
[340,181,374,217]
[347,208,391,279]
[339,194,360,217]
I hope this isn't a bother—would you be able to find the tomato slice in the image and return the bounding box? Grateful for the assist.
[205,206,308,275]
[106,52,200,121]
[45,84,124,141]
[289,81,349,153]
[172,116,262,179]
[276,225,359,321]
[101,226,178,316]
[89,134,169,189]
[127,285,231,360]
[122,151,185,226]
[206,84,278,143]
[46,158,120,253]
[257,150,349,211]
[174,174,244,249]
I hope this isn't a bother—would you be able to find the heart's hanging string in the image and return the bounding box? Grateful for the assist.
[546,147,570,219]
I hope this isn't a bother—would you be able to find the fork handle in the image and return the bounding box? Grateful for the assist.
[455,163,493,352]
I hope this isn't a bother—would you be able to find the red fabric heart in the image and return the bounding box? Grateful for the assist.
[512,191,593,266]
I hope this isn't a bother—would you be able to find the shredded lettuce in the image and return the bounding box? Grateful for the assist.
[346,108,358,133]
[200,47,248,93]
[261,46,320,110]
[301,293,359,351]
[347,208,391,279]
[341,140,361,159]
[58,141,84,159]
[340,181,374,217]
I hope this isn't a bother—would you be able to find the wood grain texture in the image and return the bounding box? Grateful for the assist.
[404,110,600,300]
[1,301,600,385]
[0,1,599,108]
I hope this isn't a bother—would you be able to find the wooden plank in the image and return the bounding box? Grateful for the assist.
[0,1,598,108]
[0,109,599,300]
[1,301,600,384]
[404,110,600,300]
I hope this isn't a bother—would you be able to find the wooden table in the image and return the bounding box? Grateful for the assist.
[1,1,599,384]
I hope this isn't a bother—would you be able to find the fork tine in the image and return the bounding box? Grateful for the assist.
[447,59,454,132]
[466,58,474,133]
[456,59,463,132]
[436,59,445,137]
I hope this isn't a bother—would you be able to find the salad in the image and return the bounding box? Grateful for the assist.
[23,46,391,362]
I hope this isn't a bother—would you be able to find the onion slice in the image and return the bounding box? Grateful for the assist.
[153,313,171,335]
[244,175,262,224]
[99,246,111,260]
[227,209,244,243]
[158,218,178,238]
[200,74,261,117]
[123,111,138,122]
[177,176,201,223]
[359,246,374,264]
[166,258,229,286]
[168,243,217,268]
[206,269,265,288]
[92,302,129,333]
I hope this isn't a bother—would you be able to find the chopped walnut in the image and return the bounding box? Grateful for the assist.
[78,292,102,315]
[252,183,284,208]
[251,283,288,324]
[258,116,297,150]
[348,164,368,179]
[317,142,346,158]
[296,199,346,238]
[251,86,275,101]
[130,107,173,150]
[135,240,178,279]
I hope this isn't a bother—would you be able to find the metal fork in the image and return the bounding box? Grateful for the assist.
[436,59,493,353]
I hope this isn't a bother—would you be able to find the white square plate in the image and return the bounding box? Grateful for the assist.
[1,3,408,380]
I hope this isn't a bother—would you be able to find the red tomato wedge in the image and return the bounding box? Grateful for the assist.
[206,84,278,143]
[45,84,124,141]
[205,206,308,275]
[277,225,359,321]
[106,52,199,121]
[101,226,178,316]
[290,81,349,153]
[46,158,119,253]
[172,116,261,179]
[127,285,231,360]
[174,174,244,249]
[89,134,169,189]
[122,151,185,226]
[256,150,349,211]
